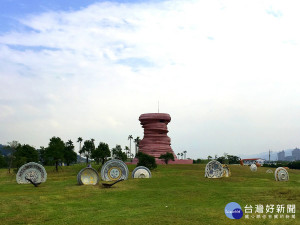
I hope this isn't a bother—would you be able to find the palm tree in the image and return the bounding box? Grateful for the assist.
[77,137,83,154]
[91,138,95,143]
[177,153,180,159]
[125,146,130,158]
[181,152,183,160]
[208,155,212,161]
[134,137,141,156]
[183,150,187,159]
[128,135,133,157]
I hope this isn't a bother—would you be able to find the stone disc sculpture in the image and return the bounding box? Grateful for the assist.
[222,164,231,177]
[275,167,289,181]
[250,164,257,172]
[205,160,224,178]
[16,162,47,184]
[101,159,129,181]
[77,167,99,185]
[266,169,273,173]
[132,166,152,178]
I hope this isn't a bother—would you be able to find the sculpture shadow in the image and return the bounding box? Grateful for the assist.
[25,178,42,187]
[101,179,124,188]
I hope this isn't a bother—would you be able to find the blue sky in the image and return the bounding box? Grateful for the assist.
[0,0,148,32]
[0,0,300,159]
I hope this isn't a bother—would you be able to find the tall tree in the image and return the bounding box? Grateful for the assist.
[125,146,130,158]
[46,137,65,172]
[134,137,141,156]
[39,146,50,165]
[14,144,38,169]
[6,141,19,173]
[79,139,95,164]
[77,137,83,154]
[183,150,187,159]
[0,154,7,168]
[181,152,183,159]
[112,145,127,162]
[128,135,133,157]
[64,140,77,166]
[227,155,241,164]
[177,153,180,159]
[159,152,175,164]
[217,156,226,164]
[92,142,111,165]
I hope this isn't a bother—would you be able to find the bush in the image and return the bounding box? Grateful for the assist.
[0,154,8,168]
[193,159,202,164]
[136,152,157,170]
[264,161,300,169]
[159,152,174,164]
[288,161,300,169]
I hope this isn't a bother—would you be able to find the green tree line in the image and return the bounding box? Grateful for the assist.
[0,137,130,172]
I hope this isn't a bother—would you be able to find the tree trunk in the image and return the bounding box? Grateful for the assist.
[55,161,58,172]
[86,157,89,164]
[129,140,131,158]
[8,155,14,174]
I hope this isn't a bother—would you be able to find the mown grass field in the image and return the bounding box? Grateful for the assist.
[0,164,299,225]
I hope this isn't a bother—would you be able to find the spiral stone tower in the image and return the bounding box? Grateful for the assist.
[138,113,176,159]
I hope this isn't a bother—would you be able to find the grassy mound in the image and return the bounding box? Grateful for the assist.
[0,164,299,225]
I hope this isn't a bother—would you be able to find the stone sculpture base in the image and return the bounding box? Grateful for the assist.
[128,158,193,165]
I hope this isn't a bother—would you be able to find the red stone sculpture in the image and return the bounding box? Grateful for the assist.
[138,113,177,159]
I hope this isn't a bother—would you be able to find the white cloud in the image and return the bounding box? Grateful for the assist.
[0,0,300,158]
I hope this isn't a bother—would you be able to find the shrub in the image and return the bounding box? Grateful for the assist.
[159,152,174,164]
[288,161,300,169]
[136,152,157,170]
[193,159,202,164]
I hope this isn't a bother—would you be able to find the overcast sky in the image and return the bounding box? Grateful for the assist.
[0,0,300,159]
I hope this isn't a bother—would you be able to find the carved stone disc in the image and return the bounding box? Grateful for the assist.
[266,169,273,173]
[250,164,257,172]
[222,164,231,177]
[101,159,129,181]
[132,166,151,178]
[275,167,289,181]
[77,167,99,185]
[205,160,224,178]
[16,162,47,184]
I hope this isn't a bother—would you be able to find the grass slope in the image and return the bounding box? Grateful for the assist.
[0,164,299,225]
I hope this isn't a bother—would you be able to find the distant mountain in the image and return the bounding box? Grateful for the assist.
[77,154,87,163]
[0,144,12,156]
[238,149,294,161]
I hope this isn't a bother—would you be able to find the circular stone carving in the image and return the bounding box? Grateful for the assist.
[16,162,47,184]
[250,164,257,172]
[205,160,224,178]
[222,164,231,177]
[266,169,273,173]
[101,159,129,181]
[77,167,99,185]
[275,167,289,181]
[132,166,151,178]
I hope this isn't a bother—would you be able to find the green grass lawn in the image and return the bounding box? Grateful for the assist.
[0,164,299,225]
